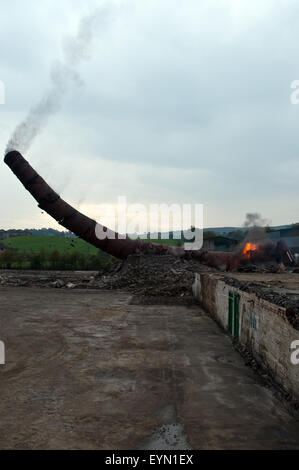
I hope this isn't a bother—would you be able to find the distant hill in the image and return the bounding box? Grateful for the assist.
[28,228,75,237]
[2,223,298,243]
[0,228,75,239]
[203,227,246,235]
[144,223,299,243]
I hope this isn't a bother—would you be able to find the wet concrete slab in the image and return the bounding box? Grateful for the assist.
[0,287,298,450]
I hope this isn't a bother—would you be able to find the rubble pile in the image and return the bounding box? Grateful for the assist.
[1,255,299,318]
[96,254,214,299]
[0,272,98,289]
[237,263,285,273]
[0,254,214,300]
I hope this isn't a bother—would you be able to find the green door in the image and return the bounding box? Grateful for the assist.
[228,292,234,334]
[233,293,240,338]
[228,292,240,338]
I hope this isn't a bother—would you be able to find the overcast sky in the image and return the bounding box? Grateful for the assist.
[1,0,299,230]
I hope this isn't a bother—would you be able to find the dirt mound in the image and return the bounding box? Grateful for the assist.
[0,254,213,301]
[96,254,214,300]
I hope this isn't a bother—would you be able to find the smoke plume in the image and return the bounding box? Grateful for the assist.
[244,212,268,228]
[242,212,271,244]
[5,7,108,155]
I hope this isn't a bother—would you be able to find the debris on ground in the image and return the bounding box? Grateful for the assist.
[95,255,214,299]
[0,254,214,301]
[1,255,299,316]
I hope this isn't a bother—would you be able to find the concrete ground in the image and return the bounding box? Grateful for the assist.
[0,287,299,450]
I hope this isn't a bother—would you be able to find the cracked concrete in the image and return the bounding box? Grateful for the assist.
[0,287,299,449]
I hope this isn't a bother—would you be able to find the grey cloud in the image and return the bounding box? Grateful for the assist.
[1,0,299,229]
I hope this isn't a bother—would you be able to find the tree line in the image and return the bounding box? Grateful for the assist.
[0,249,112,271]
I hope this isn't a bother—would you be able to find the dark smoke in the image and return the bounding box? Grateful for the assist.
[242,212,271,245]
[244,212,268,228]
[5,7,109,155]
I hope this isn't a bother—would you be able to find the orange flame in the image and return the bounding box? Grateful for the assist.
[243,242,258,259]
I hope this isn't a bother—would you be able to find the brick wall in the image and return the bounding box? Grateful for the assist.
[193,274,299,401]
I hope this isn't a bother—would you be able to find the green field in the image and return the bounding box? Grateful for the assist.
[2,236,182,254]
[2,236,99,255]
[0,236,107,270]
[0,235,183,271]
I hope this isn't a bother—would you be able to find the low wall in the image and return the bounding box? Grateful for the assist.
[193,273,299,401]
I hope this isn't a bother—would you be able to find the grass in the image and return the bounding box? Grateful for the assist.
[2,236,99,255]
[2,235,182,254]
[0,235,184,271]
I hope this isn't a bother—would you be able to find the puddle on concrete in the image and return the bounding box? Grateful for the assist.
[140,423,192,450]
[139,405,192,450]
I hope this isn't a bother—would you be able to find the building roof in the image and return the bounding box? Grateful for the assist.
[204,235,239,243]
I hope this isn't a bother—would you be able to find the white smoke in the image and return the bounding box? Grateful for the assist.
[5,7,109,155]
